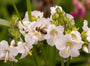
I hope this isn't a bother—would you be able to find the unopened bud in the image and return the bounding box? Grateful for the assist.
[56,7,61,13]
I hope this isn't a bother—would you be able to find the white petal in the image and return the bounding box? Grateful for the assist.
[66,14,75,25]
[59,48,70,58]
[82,20,90,31]
[10,48,18,56]
[20,50,28,59]
[10,40,15,46]
[70,48,80,57]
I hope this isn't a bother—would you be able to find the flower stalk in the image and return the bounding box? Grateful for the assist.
[32,48,38,66]
[12,0,23,24]
[61,57,65,66]
[26,0,32,22]
[40,42,48,66]
[66,56,71,66]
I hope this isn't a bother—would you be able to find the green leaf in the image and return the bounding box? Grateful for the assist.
[0,19,10,27]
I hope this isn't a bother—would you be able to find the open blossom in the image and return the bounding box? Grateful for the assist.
[16,40,33,59]
[46,25,64,46]
[24,18,51,44]
[23,10,43,21]
[0,40,18,62]
[18,21,31,35]
[55,31,83,58]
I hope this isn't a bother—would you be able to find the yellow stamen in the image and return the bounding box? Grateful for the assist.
[4,58,7,63]
[69,52,71,54]
[53,36,56,39]
[66,42,73,48]
[65,49,68,51]
[29,50,32,56]
[65,52,68,55]
[28,32,31,35]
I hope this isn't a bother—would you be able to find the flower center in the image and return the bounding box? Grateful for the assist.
[66,42,73,48]
[50,29,57,38]
[71,34,77,40]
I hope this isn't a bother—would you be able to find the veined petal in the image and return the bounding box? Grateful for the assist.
[70,48,80,57]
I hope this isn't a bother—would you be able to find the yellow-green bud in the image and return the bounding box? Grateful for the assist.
[56,7,61,13]
[52,13,59,20]
[65,29,71,34]
[50,21,57,26]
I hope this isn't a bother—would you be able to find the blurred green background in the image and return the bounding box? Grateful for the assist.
[0,0,90,66]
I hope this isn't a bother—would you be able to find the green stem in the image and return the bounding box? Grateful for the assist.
[66,57,71,66]
[12,0,23,24]
[32,48,38,66]
[61,57,64,66]
[26,0,32,22]
[12,62,14,66]
[40,43,48,66]
[48,46,56,66]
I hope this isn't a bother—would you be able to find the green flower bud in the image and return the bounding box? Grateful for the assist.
[65,29,71,34]
[56,7,61,13]
[52,13,59,20]
[50,21,57,26]
[72,27,79,31]
[58,19,64,25]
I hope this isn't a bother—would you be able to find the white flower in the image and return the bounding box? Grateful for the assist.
[70,31,84,44]
[83,20,90,42]
[55,33,82,58]
[0,40,18,62]
[46,25,64,46]
[82,20,90,32]
[66,14,75,25]
[82,20,90,53]
[18,21,31,35]
[25,18,51,44]
[16,40,33,59]
[23,11,43,21]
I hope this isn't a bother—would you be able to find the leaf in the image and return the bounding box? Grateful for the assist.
[0,19,10,27]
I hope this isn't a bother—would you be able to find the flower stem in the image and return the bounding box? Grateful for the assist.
[26,0,32,22]
[32,48,38,66]
[40,42,48,66]
[61,57,64,66]
[12,0,23,24]
[12,62,14,66]
[66,57,71,66]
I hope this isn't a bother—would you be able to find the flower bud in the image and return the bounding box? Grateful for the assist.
[56,7,61,14]
[83,46,88,53]
[52,13,59,20]
[50,21,57,26]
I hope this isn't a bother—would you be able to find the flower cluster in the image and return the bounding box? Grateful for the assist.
[0,6,89,63]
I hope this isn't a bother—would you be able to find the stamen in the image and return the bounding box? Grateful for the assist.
[65,52,68,55]
[65,49,68,51]
[53,36,56,39]
[4,58,7,63]
[29,50,32,56]
[28,32,31,35]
